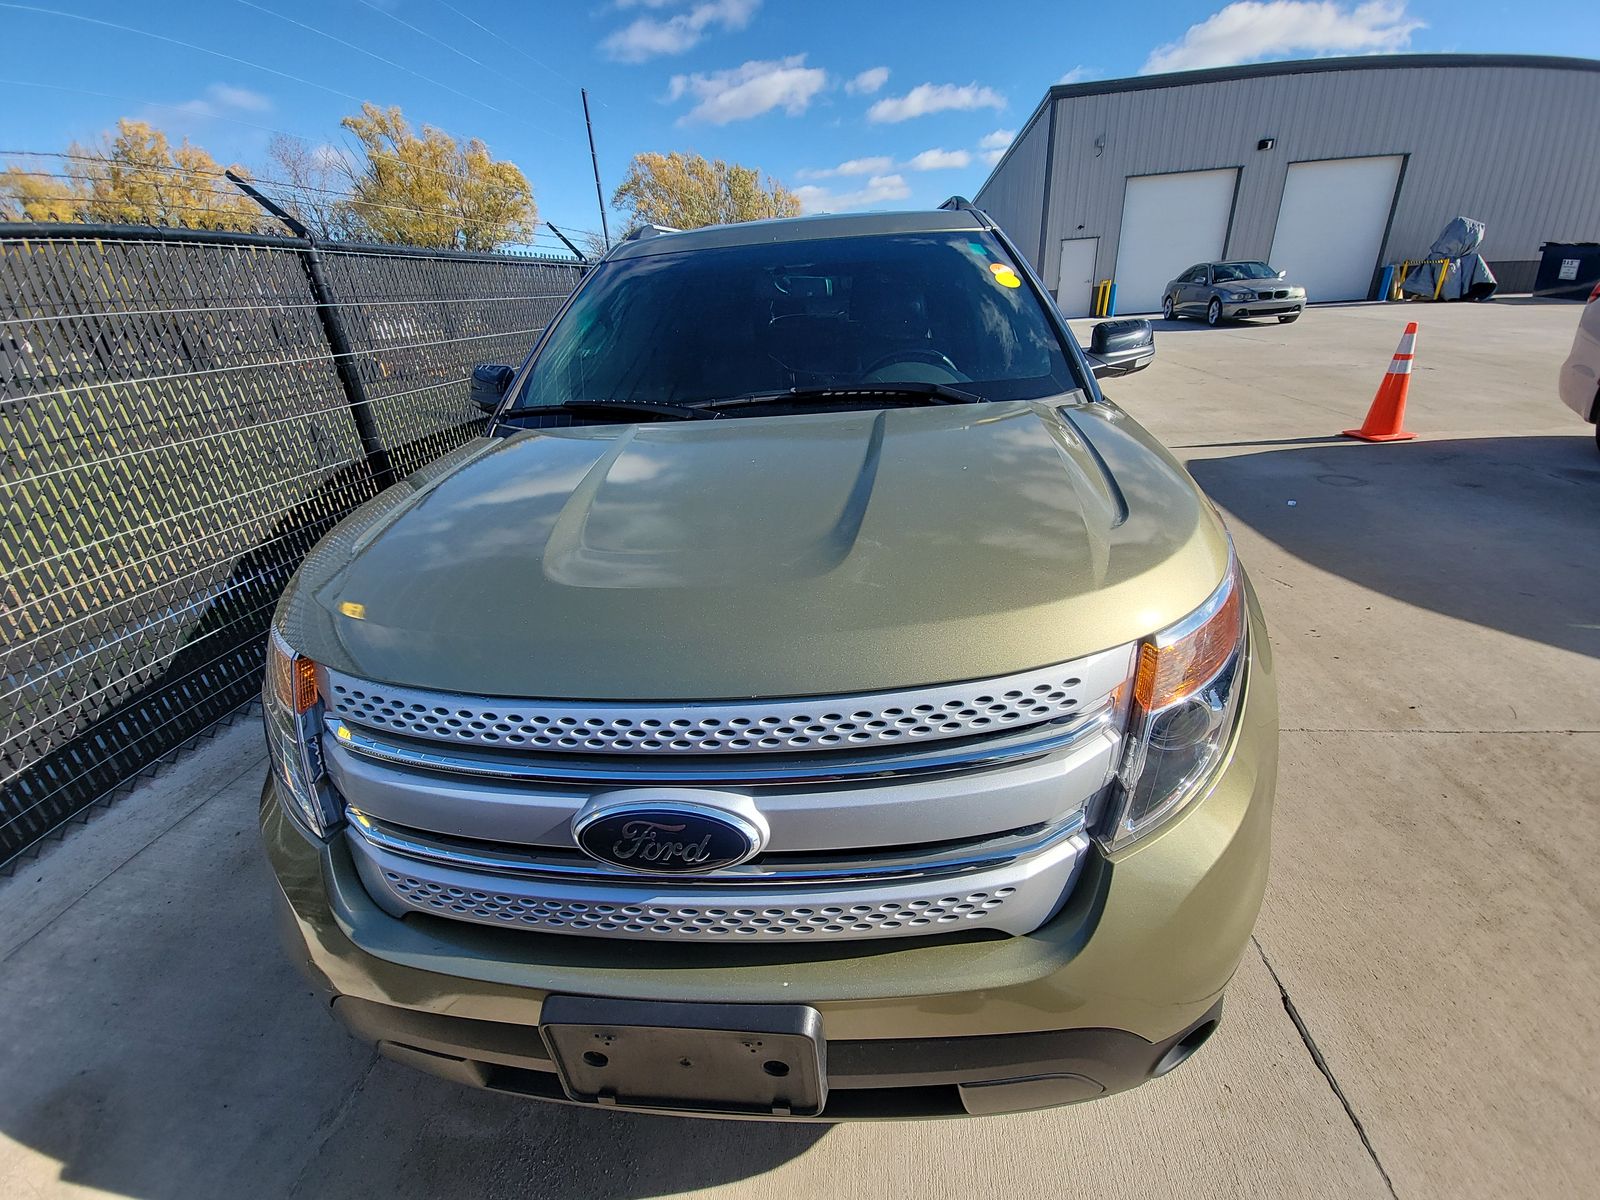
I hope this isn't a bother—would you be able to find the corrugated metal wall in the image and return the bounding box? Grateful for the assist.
[972,107,1051,265]
[977,59,1600,295]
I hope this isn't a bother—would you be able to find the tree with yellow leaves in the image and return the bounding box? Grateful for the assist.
[337,104,537,250]
[611,152,801,233]
[0,120,261,230]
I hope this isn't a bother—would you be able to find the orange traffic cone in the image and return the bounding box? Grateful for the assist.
[1343,323,1418,442]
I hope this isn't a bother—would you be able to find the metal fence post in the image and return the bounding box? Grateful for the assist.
[227,172,395,489]
[301,245,395,489]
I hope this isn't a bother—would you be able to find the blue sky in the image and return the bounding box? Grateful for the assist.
[3,0,1598,252]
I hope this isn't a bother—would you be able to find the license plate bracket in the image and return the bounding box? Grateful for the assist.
[539,995,827,1117]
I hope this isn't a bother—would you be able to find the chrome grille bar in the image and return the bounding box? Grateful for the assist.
[346,806,1089,886]
[326,705,1118,786]
[322,645,1133,757]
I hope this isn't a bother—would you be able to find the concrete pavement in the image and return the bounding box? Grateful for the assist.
[2,298,1595,1198]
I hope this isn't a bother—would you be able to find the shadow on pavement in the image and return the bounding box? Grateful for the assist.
[0,780,826,1200]
[1186,434,1600,659]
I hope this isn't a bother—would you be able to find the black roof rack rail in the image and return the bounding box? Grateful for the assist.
[938,196,993,226]
[623,223,681,242]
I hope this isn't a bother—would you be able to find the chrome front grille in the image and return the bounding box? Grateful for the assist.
[326,647,1131,944]
[346,811,1090,943]
[322,646,1132,757]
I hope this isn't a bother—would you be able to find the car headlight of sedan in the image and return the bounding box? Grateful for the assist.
[1097,555,1247,852]
[263,628,341,838]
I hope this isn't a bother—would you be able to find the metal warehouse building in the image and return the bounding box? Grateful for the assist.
[974,54,1600,316]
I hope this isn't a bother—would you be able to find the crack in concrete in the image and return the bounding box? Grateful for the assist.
[1254,937,1400,1200]
[283,1046,383,1200]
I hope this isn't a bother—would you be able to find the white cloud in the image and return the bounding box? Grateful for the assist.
[867,82,1005,123]
[668,55,827,124]
[903,147,971,171]
[794,173,911,213]
[845,66,890,95]
[978,129,1014,150]
[1057,66,1095,85]
[1142,1,1423,74]
[797,155,894,180]
[205,84,272,113]
[602,0,760,63]
[981,148,1007,166]
[163,83,273,120]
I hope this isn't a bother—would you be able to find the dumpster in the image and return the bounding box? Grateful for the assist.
[1535,242,1600,301]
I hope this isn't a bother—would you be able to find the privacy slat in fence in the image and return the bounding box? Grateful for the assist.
[0,224,584,865]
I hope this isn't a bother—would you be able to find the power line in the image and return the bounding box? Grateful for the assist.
[0,78,603,234]
[353,0,492,70]
[1,152,600,244]
[2,162,572,243]
[431,0,583,91]
[0,3,368,106]
[232,0,517,121]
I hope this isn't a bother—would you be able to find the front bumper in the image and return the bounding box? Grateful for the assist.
[262,601,1277,1118]
[1222,299,1303,319]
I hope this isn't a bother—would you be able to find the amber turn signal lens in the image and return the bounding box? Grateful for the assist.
[267,631,320,714]
[291,656,319,713]
[1132,567,1244,711]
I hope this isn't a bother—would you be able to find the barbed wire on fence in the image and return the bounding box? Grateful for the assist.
[0,151,598,255]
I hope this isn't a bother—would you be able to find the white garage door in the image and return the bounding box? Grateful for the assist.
[1113,169,1238,314]
[1269,156,1403,302]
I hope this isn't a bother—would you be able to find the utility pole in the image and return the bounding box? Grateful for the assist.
[581,88,610,251]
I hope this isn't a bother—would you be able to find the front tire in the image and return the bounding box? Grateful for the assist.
[1162,294,1177,320]
[1206,298,1222,326]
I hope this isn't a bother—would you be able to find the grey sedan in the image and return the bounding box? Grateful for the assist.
[1162,261,1306,326]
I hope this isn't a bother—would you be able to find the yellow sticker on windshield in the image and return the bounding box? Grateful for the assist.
[989,262,1022,288]
[339,601,367,619]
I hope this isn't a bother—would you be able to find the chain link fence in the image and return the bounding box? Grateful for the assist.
[0,223,583,866]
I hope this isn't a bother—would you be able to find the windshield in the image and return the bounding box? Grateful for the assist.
[510,232,1080,412]
[1213,261,1279,282]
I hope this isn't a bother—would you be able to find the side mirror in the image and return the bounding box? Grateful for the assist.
[1277,269,1287,280]
[470,363,515,413]
[1087,318,1155,379]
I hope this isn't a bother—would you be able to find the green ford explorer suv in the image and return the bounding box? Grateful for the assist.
[261,203,1277,1120]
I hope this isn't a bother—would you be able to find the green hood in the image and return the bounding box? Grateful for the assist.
[276,401,1229,699]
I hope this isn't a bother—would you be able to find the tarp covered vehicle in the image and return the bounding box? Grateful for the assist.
[1402,216,1498,301]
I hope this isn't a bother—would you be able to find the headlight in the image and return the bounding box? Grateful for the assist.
[263,628,341,838]
[1097,555,1247,852]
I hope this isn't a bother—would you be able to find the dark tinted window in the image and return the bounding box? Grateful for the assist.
[1214,261,1278,282]
[511,232,1080,410]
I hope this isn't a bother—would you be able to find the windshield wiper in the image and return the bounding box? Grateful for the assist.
[696,382,983,411]
[499,399,716,423]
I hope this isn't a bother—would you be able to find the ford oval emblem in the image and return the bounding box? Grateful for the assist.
[573,793,766,875]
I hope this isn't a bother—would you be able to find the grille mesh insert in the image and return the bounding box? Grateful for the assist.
[384,870,1017,936]
[323,647,1132,756]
